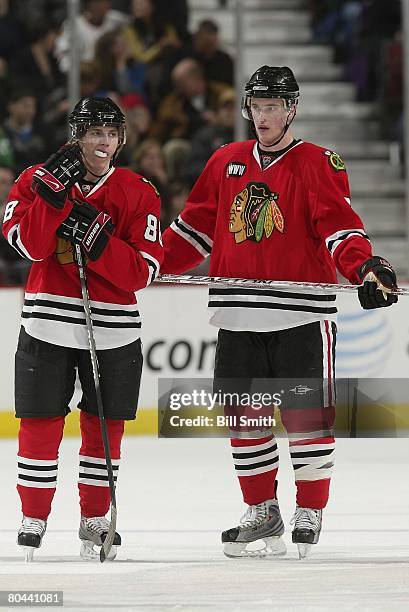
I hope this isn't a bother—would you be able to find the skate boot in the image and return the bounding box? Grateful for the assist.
[17,516,47,562]
[291,506,322,559]
[79,516,121,561]
[222,499,286,558]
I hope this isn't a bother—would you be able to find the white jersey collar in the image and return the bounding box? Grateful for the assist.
[75,166,115,198]
[252,140,303,171]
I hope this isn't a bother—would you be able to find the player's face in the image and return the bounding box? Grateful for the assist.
[250,97,291,147]
[80,125,119,167]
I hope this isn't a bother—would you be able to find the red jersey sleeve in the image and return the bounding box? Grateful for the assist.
[161,152,219,273]
[2,166,73,261]
[307,151,373,283]
[87,179,163,293]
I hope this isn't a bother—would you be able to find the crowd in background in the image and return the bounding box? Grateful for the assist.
[0,0,236,284]
[0,0,404,285]
[309,0,402,143]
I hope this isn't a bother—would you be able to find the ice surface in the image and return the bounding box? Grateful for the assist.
[0,437,408,611]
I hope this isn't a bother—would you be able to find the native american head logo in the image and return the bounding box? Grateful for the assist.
[229,182,284,244]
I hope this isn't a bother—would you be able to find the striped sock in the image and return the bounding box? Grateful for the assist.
[230,435,279,505]
[17,416,65,520]
[289,435,335,509]
[78,411,124,518]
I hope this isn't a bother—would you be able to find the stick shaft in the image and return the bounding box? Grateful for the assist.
[155,274,408,295]
[75,245,117,562]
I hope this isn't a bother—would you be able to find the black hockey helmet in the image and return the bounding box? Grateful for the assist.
[242,66,299,120]
[69,97,126,148]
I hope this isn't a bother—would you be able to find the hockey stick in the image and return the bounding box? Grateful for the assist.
[75,245,117,563]
[155,274,408,295]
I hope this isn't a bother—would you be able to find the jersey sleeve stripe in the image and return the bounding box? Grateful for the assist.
[139,251,160,286]
[171,216,212,257]
[325,228,370,255]
[7,224,43,261]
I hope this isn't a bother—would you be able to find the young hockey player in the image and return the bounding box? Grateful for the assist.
[2,97,163,561]
[161,66,398,559]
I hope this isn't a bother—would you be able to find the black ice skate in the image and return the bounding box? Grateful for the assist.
[79,516,121,561]
[291,506,322,559]
[222,499,286,558]
[17,516,47,562]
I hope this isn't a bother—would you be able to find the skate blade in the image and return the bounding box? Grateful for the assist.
[297,543,312,559]
[20,546,35,562]
[224,536,286,559]
[80,540,117,561]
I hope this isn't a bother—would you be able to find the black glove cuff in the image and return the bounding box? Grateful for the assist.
[32,179,67,209]
[357,256,396,284]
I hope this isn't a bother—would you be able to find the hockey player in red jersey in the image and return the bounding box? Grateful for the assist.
[161,66,398,559]
[2,97,163,561]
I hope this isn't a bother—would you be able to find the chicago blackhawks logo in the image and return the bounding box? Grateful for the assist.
[55,237,75,264]
[324,150,346,172]
[229,182,284,244]
[55,238,89,265]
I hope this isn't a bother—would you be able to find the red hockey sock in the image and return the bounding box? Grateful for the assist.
[78,411,124,518]
[289,435,335,509]
[17,417,65,520]
[296,479,331,510]
[230,435,279,505]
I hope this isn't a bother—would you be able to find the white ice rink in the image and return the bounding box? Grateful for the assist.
[0,436,408,611]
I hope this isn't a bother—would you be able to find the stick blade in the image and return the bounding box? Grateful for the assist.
[100,505,117,563]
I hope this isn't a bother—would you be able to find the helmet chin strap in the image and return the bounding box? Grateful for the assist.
[258,123,290,149]
[86,166,112,179]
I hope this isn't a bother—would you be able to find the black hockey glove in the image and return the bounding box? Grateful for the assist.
[57,200,114,261]
[32,144,86,209]
[357,256,398,309]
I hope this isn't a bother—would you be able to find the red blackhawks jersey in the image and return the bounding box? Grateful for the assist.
[162,139,373,332]
[2,165,163,349]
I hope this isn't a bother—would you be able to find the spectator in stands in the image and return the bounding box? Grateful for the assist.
[0,57,10,121]
[122,0,183,104]
[185,87,235,187]
[11,0,66,26]
[132,137,172,223]
[0,0,23,120]
[10,20,64,108]
[94,29,146,96]
[55,0,129,72]
[344,0,401,101]
[0,123,14,168]
[163,180,189,230]
[117,92,152,165]
[1,90,53,175]
[123,0,182,64]
[0,0,24,64]
[379,30,402,143]
[154,0,189,43]
[0,164,13,203]
[309,1,401,103]
[150,58,228,178]
[191,19,234,85]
